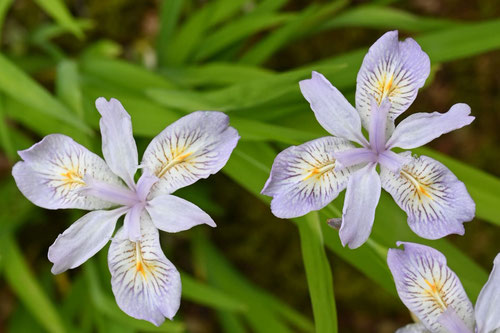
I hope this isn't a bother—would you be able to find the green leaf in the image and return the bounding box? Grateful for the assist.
[56,60,84,118]
[319,5,459,32]
[1,235,66,333]
[0,93,15,161]
[32,0,83,38]
[157,0,184,66]
[0,0,14,42]
[0,54,90,134]
[296,212,337,333]
[180,272,246,312]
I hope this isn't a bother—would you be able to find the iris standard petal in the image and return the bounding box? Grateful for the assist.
[261,137,355,219]
[108,213,181,326]
[339,163,381,249]
[437,307,473,333]
[396,323,431,333]
[356,30,430,130]
[48,207,127,274]
[299,71,367,145]
[380,155,475,239]
[475,253,500,333]
[146,194,216,233]
[12,134,122,210]
[141,111,239,196]
[387,242,475,333]
[96,97,139,188]
[386,103,474,150]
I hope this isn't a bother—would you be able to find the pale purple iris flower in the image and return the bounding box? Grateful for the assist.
[262,30,475,249]
[12,98,239,326]
[388,242,500,333]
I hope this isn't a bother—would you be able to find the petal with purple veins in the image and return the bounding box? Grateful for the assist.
[96,98,139,188]
[12,134,122,210]
[386,103,474,150]
[261,137,355,219]
[356,30,430,130]
[475,253,500,333]
[396,323,430,333]
[387,242,474,333]
[108,212,181,326]
[141,111,239,197]
[380,155,475,239]
[299,71,366,145]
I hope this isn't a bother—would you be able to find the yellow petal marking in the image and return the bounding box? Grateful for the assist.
[423,278,447,310]
[303,163,336,181]
[400,169,433,200]
[157,151,193,178]
[60,169,85,187]
[135,242,148,279]
[377,73,398,104]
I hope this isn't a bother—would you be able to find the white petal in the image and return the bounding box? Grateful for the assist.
[387,242,475,333]
[96,98,139,188]
[386,103,474,150]
[396,323,430,333]
[12,134,122,210]
[475,253,500,333]
[146,194,215,233]
[299,71,366,145]
[380,155,475,239]
[141,111,239,196]
[339,163,381,249]
[48,208,126,274]
[356,31,430,130]
[108,213,181,326]
[261,137,356,219]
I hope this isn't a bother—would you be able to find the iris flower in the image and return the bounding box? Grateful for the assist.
[262,31,475,248]
[12,98,239,325]
[388,242,500,333]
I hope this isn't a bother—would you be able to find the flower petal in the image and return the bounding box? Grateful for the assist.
[146,194,216,233]
[141,111,239,196]
[356,30,430,130]
[12,134,122,210]
[299,71,366,145]
[339,163,381,249]
[396,323,430,333]
[386,103,474,150]
[380,155,475,239]
[108,213,181,326]
[387,242,475,333]
[96,97,139,188]
[261,137,355,219]
[48,207,126,274]
[438,307,473,333]
[475,253,500,333]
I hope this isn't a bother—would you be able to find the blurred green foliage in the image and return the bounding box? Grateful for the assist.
[0,0,499,332]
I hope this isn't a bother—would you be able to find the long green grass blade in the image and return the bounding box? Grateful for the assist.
[157,0,184,66]
[1,235,66,333]
[56,60,84,118]
[32,0,83,38]
[296,212,337,333]
[0,0,13,42]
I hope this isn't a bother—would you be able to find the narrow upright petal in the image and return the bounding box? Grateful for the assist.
[339,163,381,249]
[380,155,475,239]
[333,147,377,169]
[387,242,475,333]
[386,103,474,150]
[146,194,216,233]
[109,213,181,326]
[475,253,500,333]
[396,323,430,333]
[96,98,139,188]
[356,31,430,130]
[48,207,127,274]
[438,307,473,333]
[369,98,391,153]
[261,137,355,219]
[141,111,239,196]
[299,71,367,145]
[12,134,122,210]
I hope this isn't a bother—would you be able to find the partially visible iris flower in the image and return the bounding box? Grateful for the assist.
[12,98,239,325]
[262,30,475,248]
[388,242,500,333]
